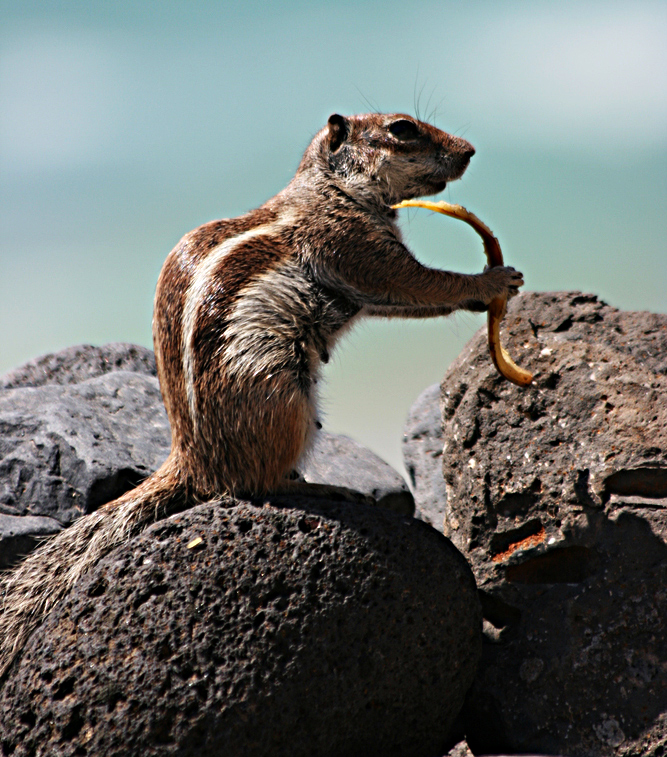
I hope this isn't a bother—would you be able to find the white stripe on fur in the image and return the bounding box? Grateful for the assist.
[181,212,298,430]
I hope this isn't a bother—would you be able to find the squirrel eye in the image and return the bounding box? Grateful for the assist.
[388,119,419,140]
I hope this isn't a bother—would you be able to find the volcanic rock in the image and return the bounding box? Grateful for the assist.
[403,383,447,529]
[0,499,481,757]
[0,371,171,527]
[431,291,667,756]
[0,343,157,390]
[0,345,412,568]
[0,514,62,570]
[302,432,414,515]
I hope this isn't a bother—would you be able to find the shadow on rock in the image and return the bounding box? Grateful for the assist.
[463,506,667,757]
[411,291,667,756]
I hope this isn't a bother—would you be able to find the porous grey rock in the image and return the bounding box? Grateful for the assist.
[445,740,474,756]
[403,383,447,529]
[0,343,156,390]
[446,746,561,757]
[0,346,412,569]
[0,498,482,757]
[302,432,414,515]
[444,739,564,756]
[0,371,171,526]
[0,345,167,570]
[432,291,667,757]
[0,514,62,570]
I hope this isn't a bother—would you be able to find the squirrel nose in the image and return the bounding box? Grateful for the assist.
[460,140,475,160]
[450,136,475,160]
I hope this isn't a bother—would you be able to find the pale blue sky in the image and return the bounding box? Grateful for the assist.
[1,0,666,474]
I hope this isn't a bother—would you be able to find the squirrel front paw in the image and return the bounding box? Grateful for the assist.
[479,265,524,302]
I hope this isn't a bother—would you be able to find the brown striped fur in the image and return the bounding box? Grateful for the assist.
[0,112,523,679]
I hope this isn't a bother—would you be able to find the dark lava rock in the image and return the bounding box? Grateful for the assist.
[0,514,62,570]
[0,499,482,757]
[0,371,171,527]
[446,741,475,757]
[403,383,447,530]
[0,346,412,569]
[432,291,667,757]
[302,432,414,516]
[445,743,562,757]
[0,343,156,390]
[0,345,168,570]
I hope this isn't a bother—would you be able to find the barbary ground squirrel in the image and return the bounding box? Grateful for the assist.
[0,112,523,677]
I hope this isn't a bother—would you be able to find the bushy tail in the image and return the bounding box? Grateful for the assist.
[0,455,187,680]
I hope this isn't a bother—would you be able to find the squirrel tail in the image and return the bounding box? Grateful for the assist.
[0,455,187,681]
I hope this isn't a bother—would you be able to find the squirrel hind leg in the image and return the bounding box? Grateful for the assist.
[196,378,319,497]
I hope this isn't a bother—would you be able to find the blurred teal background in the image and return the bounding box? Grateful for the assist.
[1,0,666,476]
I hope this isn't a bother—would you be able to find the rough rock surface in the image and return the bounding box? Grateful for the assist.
[445,740,475,756]
[445,738,563,757]
[0,514,62,570]
[432,291,667,756]
[0,344,412,569]
[0,371,171,526]
[0,343,157,390]
[403,383,447,529]
[0,499,481,757]
[301,432,414,515]
[446,743,561,757]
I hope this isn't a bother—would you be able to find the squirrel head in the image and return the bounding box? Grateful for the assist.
[298,112,475,207]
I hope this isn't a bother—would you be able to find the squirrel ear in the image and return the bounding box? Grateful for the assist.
[327,114,348,152]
